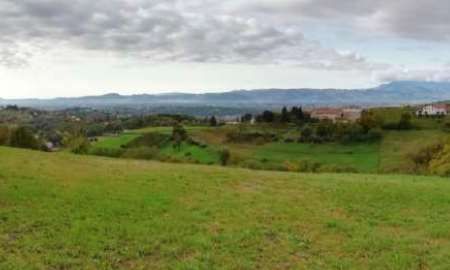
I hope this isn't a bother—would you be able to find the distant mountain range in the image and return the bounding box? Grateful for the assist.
[2,81,450,110]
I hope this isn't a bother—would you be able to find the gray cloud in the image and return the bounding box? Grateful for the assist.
[242,0,450,41]
[0,0,375,70]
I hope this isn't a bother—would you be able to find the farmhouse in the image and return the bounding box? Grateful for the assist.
[309,107,362,122]
[416,104,449,117]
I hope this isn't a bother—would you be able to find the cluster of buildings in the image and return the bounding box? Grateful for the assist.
[415,104,449,117]
[306,103,450,122]
[307,107,363,122]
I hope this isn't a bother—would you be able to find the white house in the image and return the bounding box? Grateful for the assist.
[416,104,449,117]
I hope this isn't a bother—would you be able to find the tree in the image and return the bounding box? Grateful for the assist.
[9,127,39,150]
[241,113,253,123]
[398,112,413,130]
[260,110,275,122]
[209,116,218,127]
[359,110,382,133]
[105,122,123,134]
[299,125,313,142]
[429,142,450,176]
[297,107,304,120]
[86,124,105,137]
[67,136,91,154]
[0,126,10,145]
[172,123,188,151]
[290,106,299,116]
[292,106,305,121]
[280,107,289,123]
[219,148,231,166]
[316,121,334,140]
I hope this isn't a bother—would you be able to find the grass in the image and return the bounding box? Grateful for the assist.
[90,125,450,175]
[371,107,446,130]
[133,126,209,134]
[159,142,220,164]
[92,133,141,150]
[254,142,380,173]
[380,130,449,173]
[1,147,450,269]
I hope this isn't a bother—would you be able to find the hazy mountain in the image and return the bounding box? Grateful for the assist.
[2,81,450,110]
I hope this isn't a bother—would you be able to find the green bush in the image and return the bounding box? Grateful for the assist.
[409,142,444,174]
[127,133,170,148]
[0,126,10,145]
[219,148,231,166]
[122,146,160,160]
[90,147,124,158]
[226,131,277,144]
[68,137,91,154]
[242,160,265,170]
[297,160,322,173]
[317,164,359,173]
[429,143,450,176]
[9,126,40,150]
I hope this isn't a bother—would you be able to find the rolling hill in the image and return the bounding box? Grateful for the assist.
[2,81,450,110]
[1,146,449,269]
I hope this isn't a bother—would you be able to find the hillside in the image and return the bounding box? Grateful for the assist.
[3,81,450,110]
[1,147,450,269]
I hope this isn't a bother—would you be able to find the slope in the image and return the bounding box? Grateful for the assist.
[0,147,449,269]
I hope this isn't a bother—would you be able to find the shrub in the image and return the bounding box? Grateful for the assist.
[242,160,265,170]
[283,161,300,172]
[90,147,124,158]
[428,143,450,176]
[0,126,10,145]
[284,138,295,143]
[366,128,383,141]
[226,131,277,144]
[67,136,91,154]
[398,113,414,130]
[9,126,40,150]
[122,146,160,160]
[317,164,358,173]
[219,148,231,166]
[297,160,322,173]
[298,125,313,143]
[409,142,444,173]
[127,133,170,148]
[442,119,450,132]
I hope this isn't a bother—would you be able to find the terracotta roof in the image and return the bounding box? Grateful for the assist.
[431,104,448,110]
[310,108,343,115]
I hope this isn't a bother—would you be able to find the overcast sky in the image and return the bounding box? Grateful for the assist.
[1,0,450,98]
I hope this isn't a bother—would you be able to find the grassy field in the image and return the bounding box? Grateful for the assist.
[133,126,210,134]
[379,130,448,173]
[254,142,380,173]
[371,107,446,130]
[159,142,220,164]
[92,133,142,150]
[90,126,450,174]
[1,147,450,269]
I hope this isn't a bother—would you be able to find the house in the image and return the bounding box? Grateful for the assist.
[309,107,362,122]
[310,108,343,122]
[342,108,363,122]
[416,104,449,117]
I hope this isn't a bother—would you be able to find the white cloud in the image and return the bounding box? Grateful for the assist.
[374,66,450,83]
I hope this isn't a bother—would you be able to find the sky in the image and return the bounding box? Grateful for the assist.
[1,0,450,98]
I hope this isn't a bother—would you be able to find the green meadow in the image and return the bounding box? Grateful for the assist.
[91,125,450,174]
[254,142,380,173]
[93,133,141,150]
[1,147,450,269]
